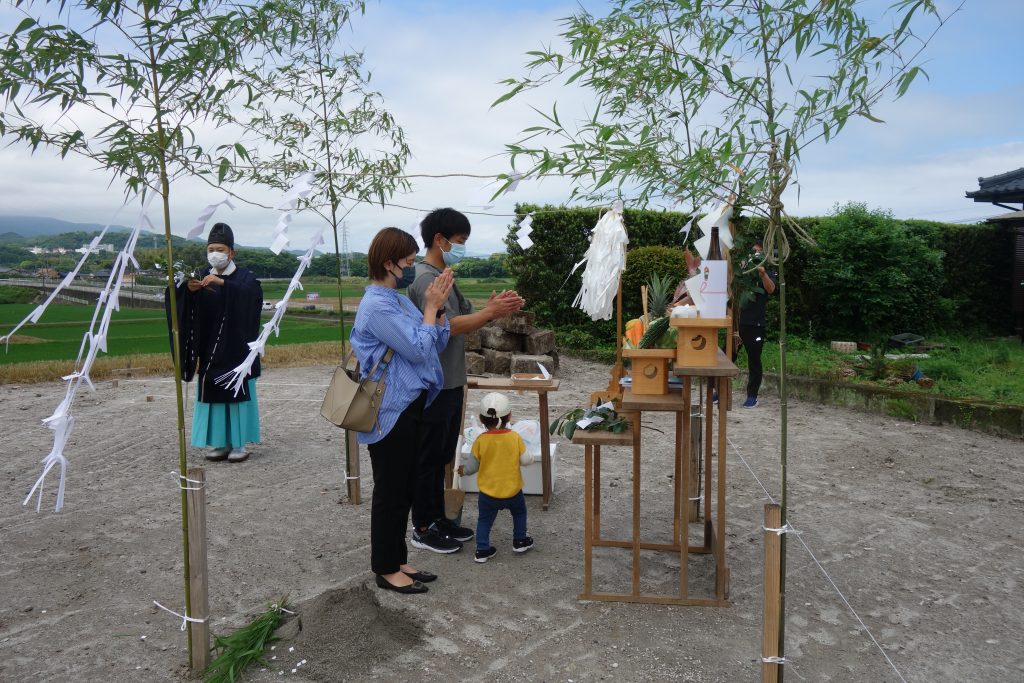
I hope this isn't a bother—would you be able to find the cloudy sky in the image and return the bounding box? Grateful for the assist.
[0,0,1021,256]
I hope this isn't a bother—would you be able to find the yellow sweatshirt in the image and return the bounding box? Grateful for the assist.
[470,430,526,499]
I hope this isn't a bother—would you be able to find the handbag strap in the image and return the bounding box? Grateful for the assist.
[345,347,395,381]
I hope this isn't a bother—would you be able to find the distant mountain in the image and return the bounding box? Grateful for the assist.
[0,215,136,237]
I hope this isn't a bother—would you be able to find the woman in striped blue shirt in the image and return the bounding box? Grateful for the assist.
[349,227,454,594]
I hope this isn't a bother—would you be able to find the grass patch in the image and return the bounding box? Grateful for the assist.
[0,285,38,304]
[0,303,350,366]
[261,276,515,309]
[0,341,343,385]
[756,334,1024,405]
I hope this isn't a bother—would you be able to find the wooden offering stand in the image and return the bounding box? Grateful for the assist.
[574,350,737,606]
[622,348,675,394]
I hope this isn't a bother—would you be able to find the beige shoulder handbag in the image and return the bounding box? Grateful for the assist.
[320,348,394,432]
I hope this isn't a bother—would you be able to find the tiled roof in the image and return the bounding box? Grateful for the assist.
[966,167,1024,203]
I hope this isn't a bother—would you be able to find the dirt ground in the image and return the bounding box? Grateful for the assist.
[1,357,1022,682]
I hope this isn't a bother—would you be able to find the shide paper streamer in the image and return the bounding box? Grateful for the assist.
[0,207,129,351]
[185,196,235,240]
[23,197,153,513]
[516,212,534,251]
[571,201,628,321]
[270,172,315,255]
[215,228,326,396]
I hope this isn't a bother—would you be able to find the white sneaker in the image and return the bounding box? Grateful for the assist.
[206,447,230,461]
[227,448,250,462]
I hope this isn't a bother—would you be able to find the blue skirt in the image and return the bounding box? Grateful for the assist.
[191,378,260,448]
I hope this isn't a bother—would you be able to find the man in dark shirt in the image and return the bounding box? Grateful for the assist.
[737,238,776,408]
[406,208,524,553]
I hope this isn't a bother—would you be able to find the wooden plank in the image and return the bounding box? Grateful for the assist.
[680,376,691,599]
[185,467,210,672]
[539,390,552,510]
[583,445,594,597]
[620,388,689,412]
[594,449,602,539]
[672,348,741,378]
[579,592,729,607]
[467,376,561,392]
[571,429,634,446]
[716,376,729,599]
[631,414,641,596]
[762,504,782,683]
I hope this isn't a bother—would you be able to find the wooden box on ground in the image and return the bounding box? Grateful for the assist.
[623,348,676,395]
[671,317,730,367]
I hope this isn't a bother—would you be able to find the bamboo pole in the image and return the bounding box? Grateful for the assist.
[688,407,702,522]
[186,467,210,671]
[762,504,782,683]
[144,7,193,665]
[777,257,789,682]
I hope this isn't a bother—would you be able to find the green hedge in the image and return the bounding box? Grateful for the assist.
[621,246,688,320]
[506,204,694,338]
[507,204,1016,342]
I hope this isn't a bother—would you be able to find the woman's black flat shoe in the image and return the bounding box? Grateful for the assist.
[375,574,428,594]
[402,570,437,583]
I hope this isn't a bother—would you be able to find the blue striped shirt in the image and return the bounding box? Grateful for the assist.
[349,285,450,444]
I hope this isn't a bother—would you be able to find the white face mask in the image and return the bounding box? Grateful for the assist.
[207,251,230,270]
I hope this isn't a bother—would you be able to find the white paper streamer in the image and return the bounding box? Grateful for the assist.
[572,203,628,320]
[216,228,326,396]
[23,197,152,513]
[504,172,524,194]
[515,212,535,250]
[0,208,126,350]
[679,215,695,241]
[186,196,235,240]
[269,173,316,255]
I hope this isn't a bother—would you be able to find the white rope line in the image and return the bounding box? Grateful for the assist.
[171,472,205,491]
[762,656,786,664]
[153,601,207,631]
[725,430,909,683]
[344,475,360,480]
[763,523,801,536]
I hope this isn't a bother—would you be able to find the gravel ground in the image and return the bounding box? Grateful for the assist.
[1,356,1022,682]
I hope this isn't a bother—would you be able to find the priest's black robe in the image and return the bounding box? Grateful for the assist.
[165,266,263,404]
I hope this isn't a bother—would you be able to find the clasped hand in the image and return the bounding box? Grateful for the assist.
[186,274,224,292]
[485,288,526,319]
[424,268,455,312]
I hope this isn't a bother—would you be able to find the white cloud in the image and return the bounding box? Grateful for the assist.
[0,1,1020,259]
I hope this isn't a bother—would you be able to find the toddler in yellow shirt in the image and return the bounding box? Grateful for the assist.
[461,392,535,563]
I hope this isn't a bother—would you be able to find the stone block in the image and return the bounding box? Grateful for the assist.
[480,325,524,352]
[494,310,536,335]
[483,348,512,375]
[464,328,482,351]
[510,354,556,376]
[525,328,555,355]
[465,352,485,375]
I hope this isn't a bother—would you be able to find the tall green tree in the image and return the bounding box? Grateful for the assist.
[0,0,296,668]
[234,0,409,339]
[229,0,409,504]
[495,1,959,677]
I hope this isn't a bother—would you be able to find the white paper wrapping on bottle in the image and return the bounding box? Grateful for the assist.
[698,261,729,318]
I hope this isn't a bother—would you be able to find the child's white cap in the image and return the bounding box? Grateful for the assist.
[480,392,511,418]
